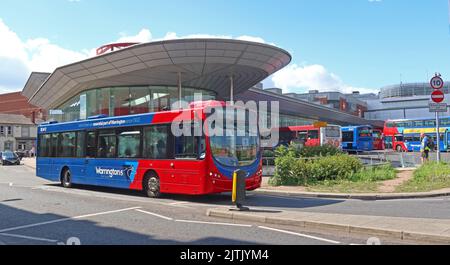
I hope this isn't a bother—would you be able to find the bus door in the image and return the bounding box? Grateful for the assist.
[83,131,97,185]
[384,136,393,150]
[93,129,141,189]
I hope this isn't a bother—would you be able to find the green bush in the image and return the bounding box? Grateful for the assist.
[308,155,363,182]
[297,145,343,158]
[270,148,363,186]
[350,164,396,182]
[270,145,299,186]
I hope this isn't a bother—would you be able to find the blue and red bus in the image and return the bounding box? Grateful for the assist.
[341,125,374,152]
[36,101,262,197]
[384,118,450,152]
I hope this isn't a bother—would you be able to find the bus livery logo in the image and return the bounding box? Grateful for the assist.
[95,167,125,178]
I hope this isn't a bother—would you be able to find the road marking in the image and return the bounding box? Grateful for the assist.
[135,209,173,221]
[31,185,196,209]
[175,219,253,227]
[72,206,142,219]
[169,201,189,205]
[0,207,141,233]
[0,233,58,243]
[258,226,341,244]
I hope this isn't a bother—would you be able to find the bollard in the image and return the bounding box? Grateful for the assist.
[230,169,249,211]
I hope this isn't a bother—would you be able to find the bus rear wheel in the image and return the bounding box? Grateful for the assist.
[396,145,403,152]
[61,168,73,188]
[143,172,161,198]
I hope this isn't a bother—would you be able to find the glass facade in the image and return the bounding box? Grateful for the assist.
[53,86,216,122]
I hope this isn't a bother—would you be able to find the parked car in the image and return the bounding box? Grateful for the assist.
[1,151,21,166]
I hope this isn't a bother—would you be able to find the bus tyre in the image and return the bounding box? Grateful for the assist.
[61,169,73,188]
[143,172,161,198]
[396,145,403,152]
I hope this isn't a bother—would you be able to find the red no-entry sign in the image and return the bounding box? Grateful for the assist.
[431,90,445,103]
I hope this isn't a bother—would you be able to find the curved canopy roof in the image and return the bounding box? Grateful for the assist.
[27,38,292,109]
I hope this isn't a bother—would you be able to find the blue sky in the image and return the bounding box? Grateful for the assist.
[1,0,450,94]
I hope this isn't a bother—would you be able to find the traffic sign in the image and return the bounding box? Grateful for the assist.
[430,75,444,89]
[429,103,448,112]
[431,90,445,103]
[313,121,328,128]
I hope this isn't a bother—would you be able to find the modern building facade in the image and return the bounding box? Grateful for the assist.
[364,82,450,120]
[283,90,369,118]
[0,114,37,152]
[19,38,382,129]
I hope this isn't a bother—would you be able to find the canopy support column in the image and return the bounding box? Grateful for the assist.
[230,75,234,105]
[178,72,182,109]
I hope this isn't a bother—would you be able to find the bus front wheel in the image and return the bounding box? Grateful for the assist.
[143,172,161,198]
[396,145,403,152]
[61,168,73,188]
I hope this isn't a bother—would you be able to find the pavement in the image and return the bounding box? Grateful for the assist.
[207,208,450,244]
[22,157,35,169]
[254,186,450,200]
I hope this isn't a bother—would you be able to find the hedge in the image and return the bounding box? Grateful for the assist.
[270,154,363,186]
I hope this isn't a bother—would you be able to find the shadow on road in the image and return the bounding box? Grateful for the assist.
[43,183,343,210]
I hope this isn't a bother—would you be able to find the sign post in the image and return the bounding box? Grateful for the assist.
[430,74,445,162]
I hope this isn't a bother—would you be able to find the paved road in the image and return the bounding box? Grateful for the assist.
[1,165,446,245]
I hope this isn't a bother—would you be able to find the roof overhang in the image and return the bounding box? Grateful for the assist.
[26,38,291,109]
[21,72,51,99]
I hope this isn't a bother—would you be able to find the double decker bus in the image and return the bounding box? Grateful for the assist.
[36,101,262,197]
[341,125,374,152]
[384,117,450,152]
[277,125,342,148]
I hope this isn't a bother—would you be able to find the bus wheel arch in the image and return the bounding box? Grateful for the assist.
[143,170,161,198]
[60,166,73,188]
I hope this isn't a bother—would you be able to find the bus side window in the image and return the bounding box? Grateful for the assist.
[50,133,59,157]
[76,131,86,158]
[86,131,97,158]
[144,125,169,159]
[39,134,51,157]
[118,128,141,158]
[97,130,117,158]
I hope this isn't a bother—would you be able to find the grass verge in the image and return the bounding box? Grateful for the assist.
[305,164,397,193]
[396,162,450,192]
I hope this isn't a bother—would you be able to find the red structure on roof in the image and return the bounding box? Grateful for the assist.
[96,42,140,55]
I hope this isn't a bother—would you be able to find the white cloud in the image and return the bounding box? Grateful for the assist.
[0,18,89,93]
[117,29,153,43]
[271,64,377,94]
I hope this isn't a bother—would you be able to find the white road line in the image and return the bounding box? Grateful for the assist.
[0,233,59,243]
[0,207,141,233]
[175,219,253,227]
[72,206,142,219]
[135,209,174,221]
[258,226,341,244]
[32,185,195,209]
[169,201,189,205]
